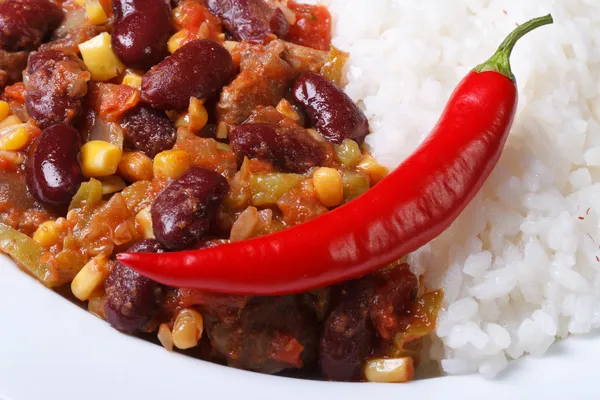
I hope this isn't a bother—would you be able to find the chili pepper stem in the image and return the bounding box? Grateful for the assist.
[474,14,553,81]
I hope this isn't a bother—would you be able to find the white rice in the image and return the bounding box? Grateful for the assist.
[308,0,600,378]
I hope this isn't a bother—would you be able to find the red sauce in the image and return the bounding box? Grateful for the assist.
[285,1,332,51]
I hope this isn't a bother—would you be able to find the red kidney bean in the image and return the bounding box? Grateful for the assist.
[151,166,230,250]
[319,280,375,382]
[0,0,63,52]
[230,123,325,173]
[25,49,91,129]
[112,0,172,70]
[141,40,233,110]
[207,0,289,42]
[25,124,84,205]
[104,240,166,333]
[122,104,176,158]
[292,72,369,144]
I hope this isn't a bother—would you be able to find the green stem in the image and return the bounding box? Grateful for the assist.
[474,14,553,81]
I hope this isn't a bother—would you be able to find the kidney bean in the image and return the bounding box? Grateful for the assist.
[104,240,166,333]
[112,0,172,70]
[141,40,233,110]
[0,0,63,52]
[230,123,325,173]
[25,49,90,129]
[151,166,230,250]
[122,105,176,158]
[207,0,289,42]
[292,72,369,144]
[25,124,84,205]
[319,281,375,382]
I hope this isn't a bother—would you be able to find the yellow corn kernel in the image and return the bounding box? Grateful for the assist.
[33,221,60,247]
[99,175,126,195]
[0,101,10,123]
[364,357,415,383]
[79,33,125,81]
[86,0,108,25]
[216,142,231,152]
[0,125,29,151]
[74,0,86,6]
[175,97,208,132]
[357,155,389,185]
[172,308,204,350]
[276,98,300,122]
[334,139,362,167]
[216,122,229,140]
[135,206,155,239]
[118,151,154,182]
[313,167,343,208]
[158,324,174,352]
[0,115,22,129]
[71,255,111,301]
[122,71,143,89]
[168,30,188,54]
[81,140,123,177]
[223,41,239,53]
[153,149,191,180]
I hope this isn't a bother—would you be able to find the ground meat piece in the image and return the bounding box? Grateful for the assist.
[24,49,90,129]
[282,41,328,74]
[217,40,331,126]
[0,49,27,88]
[203,296,319,374]
[217,40,294,126]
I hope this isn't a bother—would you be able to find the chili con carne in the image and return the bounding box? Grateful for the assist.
[118,15,553,295]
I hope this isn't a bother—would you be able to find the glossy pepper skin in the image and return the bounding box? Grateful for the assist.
[118,15,553,295]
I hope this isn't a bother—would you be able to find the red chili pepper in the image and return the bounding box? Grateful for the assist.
[118,15,553,295]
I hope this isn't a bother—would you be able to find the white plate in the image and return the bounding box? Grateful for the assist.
[0,254,598,400]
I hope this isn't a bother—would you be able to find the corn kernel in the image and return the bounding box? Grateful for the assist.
[216,142,231,152]
[364,357,415,383]
[86,0,108,25]
[175,97,208,132]
[153,149,191,180]
[357,155,389,185]
[173,308,204,350]
[223,41,239,53]
[334,139,362,167]
[71,255,111,301]
[216,122,229,140]
[276,98,300,122]
[136,206,155,239]
[74,0,85,6]
[118,151,153,182]
[313,167,343,208]
[79,33,125,81]
[0,125,29,151]
[0,101,10,123]
[168,30,188,54]
[0,150,24,166]
[158,324,174,352]
[122,71,143,89]
[99,175,126,195]
[0,115,21,129]
[81,140,123,177]
[33,221,60,247]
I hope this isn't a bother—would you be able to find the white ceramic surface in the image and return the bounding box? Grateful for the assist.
[0,254,598,400]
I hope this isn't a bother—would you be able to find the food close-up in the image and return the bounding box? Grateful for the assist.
[0,0,599,396]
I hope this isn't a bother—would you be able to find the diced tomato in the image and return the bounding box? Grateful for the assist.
[95,83,141,122]
[173,1,222,40]
[270,334,305,368]
[4,83,26,104]
[285,1,332,51]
